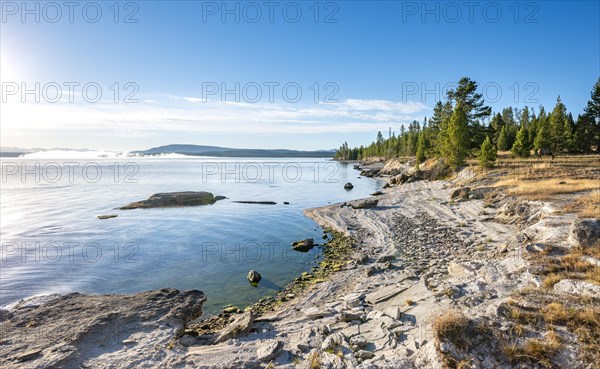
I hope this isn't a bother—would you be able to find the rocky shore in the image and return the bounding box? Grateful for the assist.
[2,164,598,368]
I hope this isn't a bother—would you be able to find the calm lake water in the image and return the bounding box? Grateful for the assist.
[0,156,380,314]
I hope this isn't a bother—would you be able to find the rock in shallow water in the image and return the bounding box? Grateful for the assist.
[119,191,222,209]
[292,238,315,252]
[233,201,277,205]
[247,270,262,284]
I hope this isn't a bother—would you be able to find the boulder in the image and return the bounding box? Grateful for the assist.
[321,332,347,351]
[398,173,411,184]
[355,350,374,359]
[339,311,366,323]
[349,335,368,350]
[344,182,354,190]
[360,169,379,178]
[450,187,471,200]
[370,191,384,196]
[568,218,600,248]
[120,192,221,209]
[292,238,315,252]
[247,270,262,284]
[377,254,395,263]
[223,305,242,314]
[214,310,254,343]
[256,339,283,362]
[351,199,378,209]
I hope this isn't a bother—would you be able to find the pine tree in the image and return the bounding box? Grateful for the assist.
[446,78,491,151]
[563,113,574,152]
[549,96,568,152]
[446,77,492,121]
[511,125,530,157]
[583,77,600,151]
[534,122,552,150]
[478,136,497,168]
[446,104,469,169]
[497,125,511,151]
[416,130,427,164]
[490,113,504,145]
[573,114,594,153]
[584,77,600,120]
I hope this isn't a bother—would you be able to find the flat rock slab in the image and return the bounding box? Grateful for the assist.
[447,261,476,279]
[554,279,600,298]
[0,288,206,368]
[120,192,222,209]
[365,284,411,305]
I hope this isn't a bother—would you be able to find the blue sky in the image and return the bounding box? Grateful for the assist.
[1,1,599,151]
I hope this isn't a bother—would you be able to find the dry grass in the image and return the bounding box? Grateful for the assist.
[434,311,471,349]
[543,274,563,289]
[542,303,568,324]
[309,350,320,369]
[504,291,600,366]
[565,189,600,218]
[540,247,600,286]
[522,331,562,368]
[493,178,600,201]
[456,360,471,369]
[486,156,600,367]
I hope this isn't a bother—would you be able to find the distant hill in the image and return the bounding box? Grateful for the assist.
[134,144,335,158]
[0,147,38,157]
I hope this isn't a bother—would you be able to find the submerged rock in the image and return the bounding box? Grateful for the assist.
[120,191,221,209]
[97,214,118,219]
[292,238,315,252]
[233,201,277,205]
[344,182,354,190]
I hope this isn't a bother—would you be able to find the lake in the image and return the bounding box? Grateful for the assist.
[0,156,381,314]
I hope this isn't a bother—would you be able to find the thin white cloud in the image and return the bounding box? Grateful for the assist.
[1,97,431,136]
